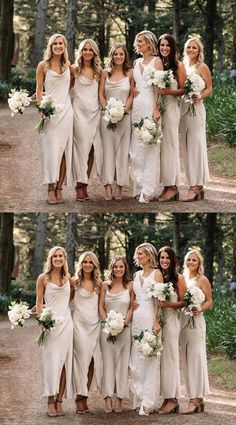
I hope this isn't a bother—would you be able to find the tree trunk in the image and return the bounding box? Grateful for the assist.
[0,0,14,81]
[172,213,181,260]
[204,213,217,285]
[32,213,48,279]
[65,213,77,275]
[0,213,14,294]
[66,0,77,63]
[215,13,224,75]
[232,1,236,85]
[32,0,48,67]
[204,0,217,72]
[172,0,180,47]
[215,217,224,288]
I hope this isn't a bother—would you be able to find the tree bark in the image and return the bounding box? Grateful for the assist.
[32,0,48,67]
[0,0,14,81]
[32,213,48,279]
[66,0,77,63]
[232,1,236,85]
[204,0,217,72]
[204,213,217,285]
[172,0,180,47]
[0,213,14,294]
[65,213,77,276]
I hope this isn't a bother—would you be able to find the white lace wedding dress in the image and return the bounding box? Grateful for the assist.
[130,57,160,201]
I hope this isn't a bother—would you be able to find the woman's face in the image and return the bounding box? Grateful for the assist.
[159,250,171,271]
[82,43,94,61]
[186,41,200,60]
[159,38,171,58]
[186,253,200,273]
[82,255,94,274]
[136,35,150,54]
[113,259,126,278]
[113,47,125,65]
[51,36,65,56]
[51,249,65,268]
[136,248,150,267]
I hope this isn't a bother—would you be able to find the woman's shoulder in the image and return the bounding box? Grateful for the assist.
[197,274,211,286]
[37,272,47,285]
[37,60,47,72]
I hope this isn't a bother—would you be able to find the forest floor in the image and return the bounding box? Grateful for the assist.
[0,316,236,425]
[1,103,236,213]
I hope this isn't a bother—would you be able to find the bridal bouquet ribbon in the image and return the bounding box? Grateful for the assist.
[8,89,32,116]
[184,73,205,116]
[146,68,175,112]
[35,308,63,346]
[102,97,127,131]
[133,330,162,358]
[133,117,162,146]
[101,310,126,344]
[35,95,64,133]
[8,301,31,329]
[183,286,205,328]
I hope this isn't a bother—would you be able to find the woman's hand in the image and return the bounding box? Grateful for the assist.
[192,307,202,316]
[133,86,139,97]
[192,93,202,104]
[132,299,139,310]
[157,88,170,96]
[152,106,161,122]
[157,300,169,308]
[152,319,161,334]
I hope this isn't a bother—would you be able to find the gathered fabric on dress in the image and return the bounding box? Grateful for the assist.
[41,68,73,185]
[72,286,102,396]
[160,291,181,399]
[101,76,131,187]
[180,277,210,398]
[130,58,160,198]
[72,75,102,183]
[160,79,181,186]
[41,280,73,397]
[100,288,131,399]
[179,65,210,186]
[130,270,160,411]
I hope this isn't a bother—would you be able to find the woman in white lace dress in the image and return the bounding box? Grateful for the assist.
[130,31,161,203]
[36,246,73,417]
[99,257,134,413]
[130,243,163,415]
[71,40,102,202]
[180,37,212,201]
[70,252,102,414]
[180,249,212,414]
[157,246,186,415]
[156,34,186,202]
[36,34,73,204]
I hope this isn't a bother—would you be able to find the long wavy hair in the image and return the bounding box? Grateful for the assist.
[44,34,68,71]
[107,43,130,76]
[134,30,158,56]
[133,243,158,268]
[157,246,179,290]
[107,256,131,287]
[157,34,179,77]
[183,248,204,280]
[183,36,204,67]
[44,246,68,281]
[75,251,102,293]
[74,39,101,81]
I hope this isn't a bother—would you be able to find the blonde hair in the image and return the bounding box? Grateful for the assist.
[75,251,101,293]
[133,243,158,268]
[44,246,68,281]
[44,33,68,71]
[183,248,205,279]
[75,39,101,81]
[183,36,204,66]
[134,30,158,56]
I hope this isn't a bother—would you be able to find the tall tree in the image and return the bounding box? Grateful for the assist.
[232,0,236,85]
[66,0,77,63]
[32,213,48,279]
[33,0,48,67]
[0,214,14,294]
[204,213,217,284]
[172,0,180,46]
[203,0,217,72]
[0,0,14,81]
[66,213,77,275]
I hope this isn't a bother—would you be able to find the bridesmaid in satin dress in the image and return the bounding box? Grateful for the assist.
[180,37,212,201]
[180,249,212,414]
[36,246,73,417]
[36,34,73,204]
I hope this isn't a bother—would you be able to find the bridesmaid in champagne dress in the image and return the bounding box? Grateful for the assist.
[180,37,212,201]
[36,34,73,204]
[130,31,161,203]
[130,243,163,415]
[70,251,102,414]
[36,246,73,417]
[157,246,186,414]
[99,44,133,201]
[180,249,212,413]
[99,257,134,413]
[156,34,186,202]
[71,40,102,202]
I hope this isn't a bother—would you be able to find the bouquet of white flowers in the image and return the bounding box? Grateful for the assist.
[183,286,205,328]
[102,97,127,131]
[133,330,162,358]
[184,73,205,116]
[146,68,175,112]
[146,280,176,301]
[133,117,162,147]
[101,310,126,343]
[8,301,31,329]
[8,89,31,116]
[35,95,64,133]
[35,308,63,346]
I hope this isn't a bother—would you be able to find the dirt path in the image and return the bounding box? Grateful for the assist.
[0,104,236,213]
[0,317,235,425]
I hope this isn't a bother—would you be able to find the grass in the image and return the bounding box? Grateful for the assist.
[208,141,236,178]
[208,354,236,391]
